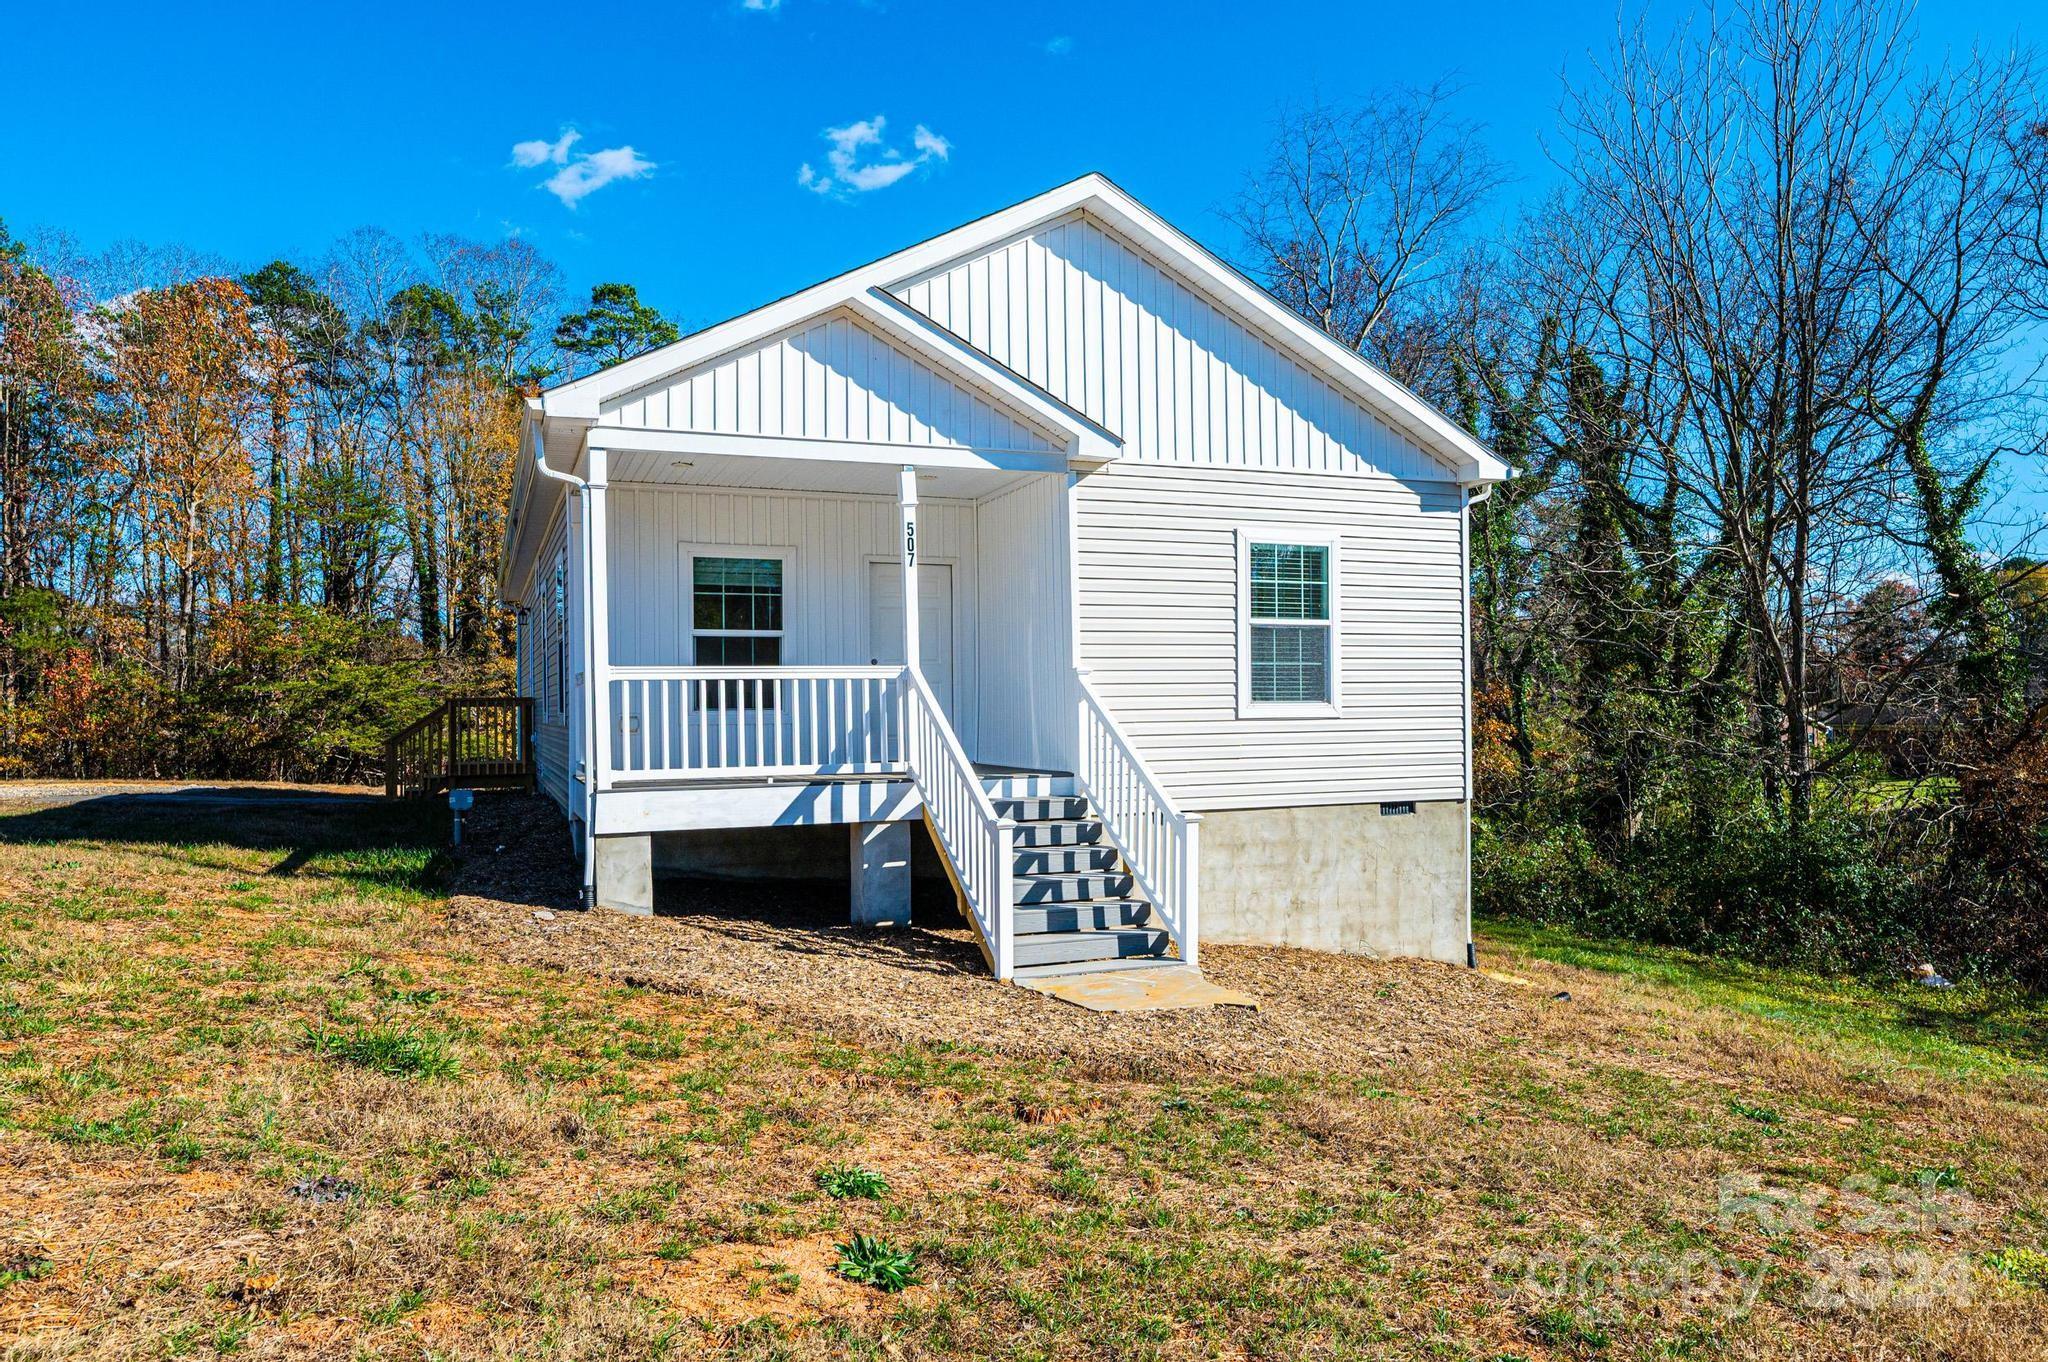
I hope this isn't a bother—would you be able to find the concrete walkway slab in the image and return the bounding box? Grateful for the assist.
[1018,965,1259,1013]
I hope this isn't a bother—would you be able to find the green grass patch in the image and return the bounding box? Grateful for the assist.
[1988,1246,2048,1290]
[815,1164,890,1200]
[300,1021,460,1080]
[1482,918,2048,1080]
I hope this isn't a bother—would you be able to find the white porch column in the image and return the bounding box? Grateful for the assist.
[897,464,920,672]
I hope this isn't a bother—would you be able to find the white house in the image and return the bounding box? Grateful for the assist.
[498,174,1509,983]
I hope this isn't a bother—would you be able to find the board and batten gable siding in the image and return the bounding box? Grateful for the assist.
[605,484,983,751]
[1073,461,1468,811]
[599,309,1054,454]
[891,212,1452,482]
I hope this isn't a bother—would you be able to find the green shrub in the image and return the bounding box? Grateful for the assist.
[1476,800,1920,978]
[834,1233,919,1291]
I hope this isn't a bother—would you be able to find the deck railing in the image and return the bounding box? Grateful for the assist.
[607,665,908,780]
[1076,670,1200,967]
[902,667,1015,978]
[384,696,535,799]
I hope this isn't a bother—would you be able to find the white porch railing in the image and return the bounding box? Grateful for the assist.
[902,668,1016,979]
[1075,670,1200,968]
[608,665,907,780]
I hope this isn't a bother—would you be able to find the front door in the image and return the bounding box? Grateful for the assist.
[868,560,955,715]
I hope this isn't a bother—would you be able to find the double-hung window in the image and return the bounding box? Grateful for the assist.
[690,553,785,708]
[1237,530,1340,714]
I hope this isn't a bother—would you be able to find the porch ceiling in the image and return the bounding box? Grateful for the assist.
[605,447,1047,500]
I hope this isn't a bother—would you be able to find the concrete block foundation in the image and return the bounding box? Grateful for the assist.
[629,801,1468,963]
[848,820,913,927]
[1196,799,1468,963]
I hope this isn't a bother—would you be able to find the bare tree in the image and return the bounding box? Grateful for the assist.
[1551,0,2046,821]
[1854,48,2046,722]
[1229,80,1510,383]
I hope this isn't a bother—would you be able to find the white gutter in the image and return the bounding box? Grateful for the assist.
[529,421,601,892]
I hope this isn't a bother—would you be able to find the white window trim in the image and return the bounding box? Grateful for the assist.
[1235,525,1343,719]
[680,543,795,665]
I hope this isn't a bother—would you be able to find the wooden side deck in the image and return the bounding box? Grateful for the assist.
[385,697,536,799]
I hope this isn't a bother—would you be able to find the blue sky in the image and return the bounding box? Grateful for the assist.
[7,0,2045,535]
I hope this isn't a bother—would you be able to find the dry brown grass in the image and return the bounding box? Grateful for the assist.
[1,787,2045,1360]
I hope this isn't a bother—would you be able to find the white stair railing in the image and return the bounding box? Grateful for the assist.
[901,668,1016,978]
[1075,669,1201,968]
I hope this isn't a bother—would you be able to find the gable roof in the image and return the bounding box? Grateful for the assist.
[542,173,1509,486]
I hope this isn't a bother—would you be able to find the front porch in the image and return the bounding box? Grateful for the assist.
[514,415,1198,983]
[595,447,1078,780]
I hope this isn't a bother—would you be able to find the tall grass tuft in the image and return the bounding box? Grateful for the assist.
[815,1164,890,1200]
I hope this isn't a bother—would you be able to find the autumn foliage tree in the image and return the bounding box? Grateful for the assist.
[0,217,675,780]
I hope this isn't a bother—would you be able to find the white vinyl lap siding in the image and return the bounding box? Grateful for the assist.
[1074,462,1467,811]
[893,212,1453,482]
[600,309,1053,454]
[525,511,572,813]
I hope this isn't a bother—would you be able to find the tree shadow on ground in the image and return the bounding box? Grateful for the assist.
[0,787,446,894]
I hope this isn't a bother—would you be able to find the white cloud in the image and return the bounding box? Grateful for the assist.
[510,131,655,207]
[511,131,579,168]
[1044,35,1074,56]
[797,115,950,198]
[742,0,781,8]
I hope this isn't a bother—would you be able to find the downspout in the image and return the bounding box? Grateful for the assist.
[1461,481,1494,969]
[529,419,598,892]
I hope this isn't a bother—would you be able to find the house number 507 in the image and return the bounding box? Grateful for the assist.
[904,519,917,567]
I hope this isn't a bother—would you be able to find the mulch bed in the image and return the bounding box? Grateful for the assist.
[447,791,1536,1081]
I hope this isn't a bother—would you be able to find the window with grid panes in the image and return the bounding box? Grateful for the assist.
[1247,542,1331,704]
[692,556,783,708]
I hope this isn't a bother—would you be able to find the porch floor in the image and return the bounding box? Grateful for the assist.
[606,762,1070,791]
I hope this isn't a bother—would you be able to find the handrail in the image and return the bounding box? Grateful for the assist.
[609,665,905,680]
[387,706,446,749]
[1075,670,1200,967]
[901,667,1015,979]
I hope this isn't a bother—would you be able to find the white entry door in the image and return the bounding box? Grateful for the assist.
[868,561,955,715]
